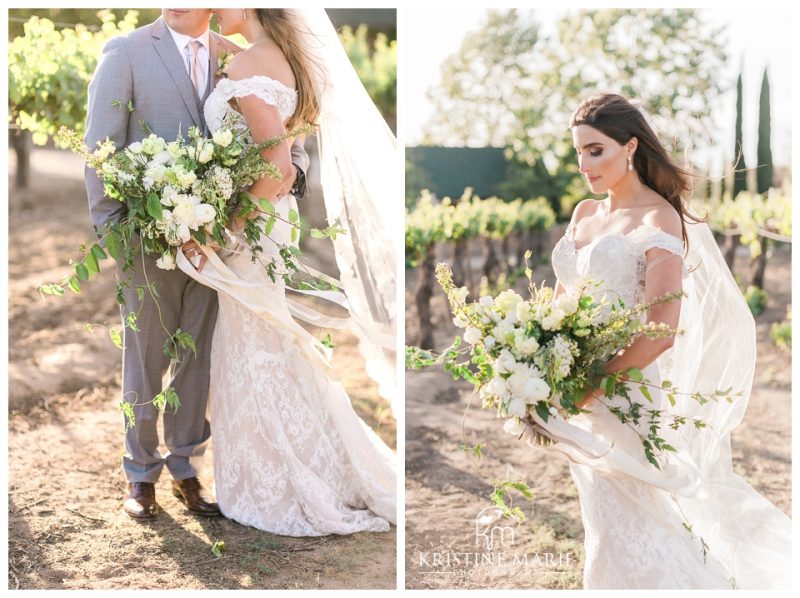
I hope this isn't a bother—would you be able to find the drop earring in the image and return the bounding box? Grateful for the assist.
[628,155,634,171]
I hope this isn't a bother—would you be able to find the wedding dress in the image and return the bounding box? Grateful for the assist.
[177,75,396,536]
[546,220,792,589]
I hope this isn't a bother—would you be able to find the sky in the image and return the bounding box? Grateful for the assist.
[401,7,793,170]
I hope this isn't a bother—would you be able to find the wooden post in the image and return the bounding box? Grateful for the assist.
[13,128,32,189]
[415,244,436,349]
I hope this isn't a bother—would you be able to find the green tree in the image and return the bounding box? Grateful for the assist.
[724,70,747,268]
[424,9,728,218]
[423,9,540,147]
[339,24,397,131]
[751,67,774,287]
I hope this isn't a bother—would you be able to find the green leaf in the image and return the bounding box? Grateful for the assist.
[67,277,81,294]
[211,540,225,558]
[84,252,100,274]
[119,401,136,430]
[146,191,163,220]
[194,229,206,245]
[626,367,644,382]
[259,199,276,214]
[109,328,123,349]
[310,228,326,239]
[639,385,652,402]
[661,379,673,389]
[127,99,134,112]
[320,333,335,349]
[106,231,122,260]
[75,263,90,281]
[291,226,298,243]
[535,401,550,422]
[263,216,276,237]
[136,287,145,302]
[91,244,108,261]
[667,393,676,407]
[288,208,299,224]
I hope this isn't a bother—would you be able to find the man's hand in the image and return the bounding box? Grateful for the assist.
[277,165,298,197]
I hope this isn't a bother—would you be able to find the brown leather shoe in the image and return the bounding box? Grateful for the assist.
[123,482,158,520]
[171,477,221,517]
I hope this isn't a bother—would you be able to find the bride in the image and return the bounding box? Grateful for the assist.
[177,8,396,536]
[534,93,791,588]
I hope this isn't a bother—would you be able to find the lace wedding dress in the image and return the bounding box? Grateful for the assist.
[549,222,789,589]
[192,75,396,536]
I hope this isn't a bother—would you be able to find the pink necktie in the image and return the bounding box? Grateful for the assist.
[187,40,204,95]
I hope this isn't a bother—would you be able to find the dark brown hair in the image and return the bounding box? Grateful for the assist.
[570,93,704,249]
[254,9,321,129]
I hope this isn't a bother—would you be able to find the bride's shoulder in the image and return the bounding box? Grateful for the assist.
[569,198,601,226]
[641,200,682,240]
[226,43,296,91]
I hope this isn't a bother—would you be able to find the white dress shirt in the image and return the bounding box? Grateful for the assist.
[165,24,210,95]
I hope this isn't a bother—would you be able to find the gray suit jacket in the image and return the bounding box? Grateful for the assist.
[85,16,310,231]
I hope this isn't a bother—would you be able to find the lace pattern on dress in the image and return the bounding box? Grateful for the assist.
[204,75,298,135]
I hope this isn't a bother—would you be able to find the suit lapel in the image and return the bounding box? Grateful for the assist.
[151,17,202,128]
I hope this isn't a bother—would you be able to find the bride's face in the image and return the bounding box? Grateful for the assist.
[213,9,246,36]
[572,124,634,194]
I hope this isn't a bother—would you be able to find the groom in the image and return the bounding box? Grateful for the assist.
[85,9,309,519]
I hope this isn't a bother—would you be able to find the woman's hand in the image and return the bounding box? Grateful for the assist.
[577,386,603,409]
[181,238,220,272]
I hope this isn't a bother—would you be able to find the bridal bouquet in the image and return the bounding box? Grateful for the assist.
[406,256,739,470]
[41,116,342,426]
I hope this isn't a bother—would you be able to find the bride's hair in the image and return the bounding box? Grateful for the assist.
[570,93,704,249]
[254,9,321,129]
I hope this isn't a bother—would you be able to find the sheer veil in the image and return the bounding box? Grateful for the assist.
[523,220,791,588]
[290,8,398,410]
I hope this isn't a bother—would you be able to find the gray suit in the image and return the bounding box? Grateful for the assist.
[84,16,309,483]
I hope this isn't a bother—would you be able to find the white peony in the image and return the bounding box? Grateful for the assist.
[541,308,566,331]
[212,129,233,148]
[516,301,534,324]
[161,185,179,207]
[141,134,166,155]
[167,141,185,160]
[513,329,539,356]
[156,252,176,270]
[495,289,523,314]
[177,170,197,189]
[145,163,167,185]
[493,319,515,343]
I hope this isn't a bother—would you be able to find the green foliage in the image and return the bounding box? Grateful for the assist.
[490,480,533,522]
[8,10,139,145]
[732,71,748,199]
[756,68,774,194]
[743,285,768,316]
[211,540,226,558]
[339,24,396,129]
[771,305,791,351]
[425,9,727,209]
[405,188,556,267]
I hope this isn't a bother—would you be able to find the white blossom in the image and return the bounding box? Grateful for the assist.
[503,417,524,436]
[156,251,176,270]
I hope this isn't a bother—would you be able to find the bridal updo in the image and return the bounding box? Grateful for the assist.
[254,9,322,129]
[570,94,703,249]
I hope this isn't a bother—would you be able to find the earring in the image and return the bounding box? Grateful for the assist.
[627,155,634,171]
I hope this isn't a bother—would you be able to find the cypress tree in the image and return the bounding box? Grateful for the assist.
[751,67,773,288]
[724,69,746,269]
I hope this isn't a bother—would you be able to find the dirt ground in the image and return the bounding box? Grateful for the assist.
[404,230,792,589]
[7,148,396,590]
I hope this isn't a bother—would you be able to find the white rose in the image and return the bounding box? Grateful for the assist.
[483,335,496,349]
[145,163,167,184]
[503,417,524,436]
[127,141,143,154]
[177,170,197,189]
[156,252,176,270]
[149,150,172,167]
[142,176,155,191]
[493,319,515,343]
[516,301,534,324]
[212,129,233,148]
[194,203,216,225]
[522,377,550,403]
[507,398,527,418]
[495,289,523,314]
[463,326,482,345]
[479,296,494,308]
[555,293,579,315]
[513,330,540,356]
[506,371,529,397]
[167,141,185,160]
[197,143,214,164]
